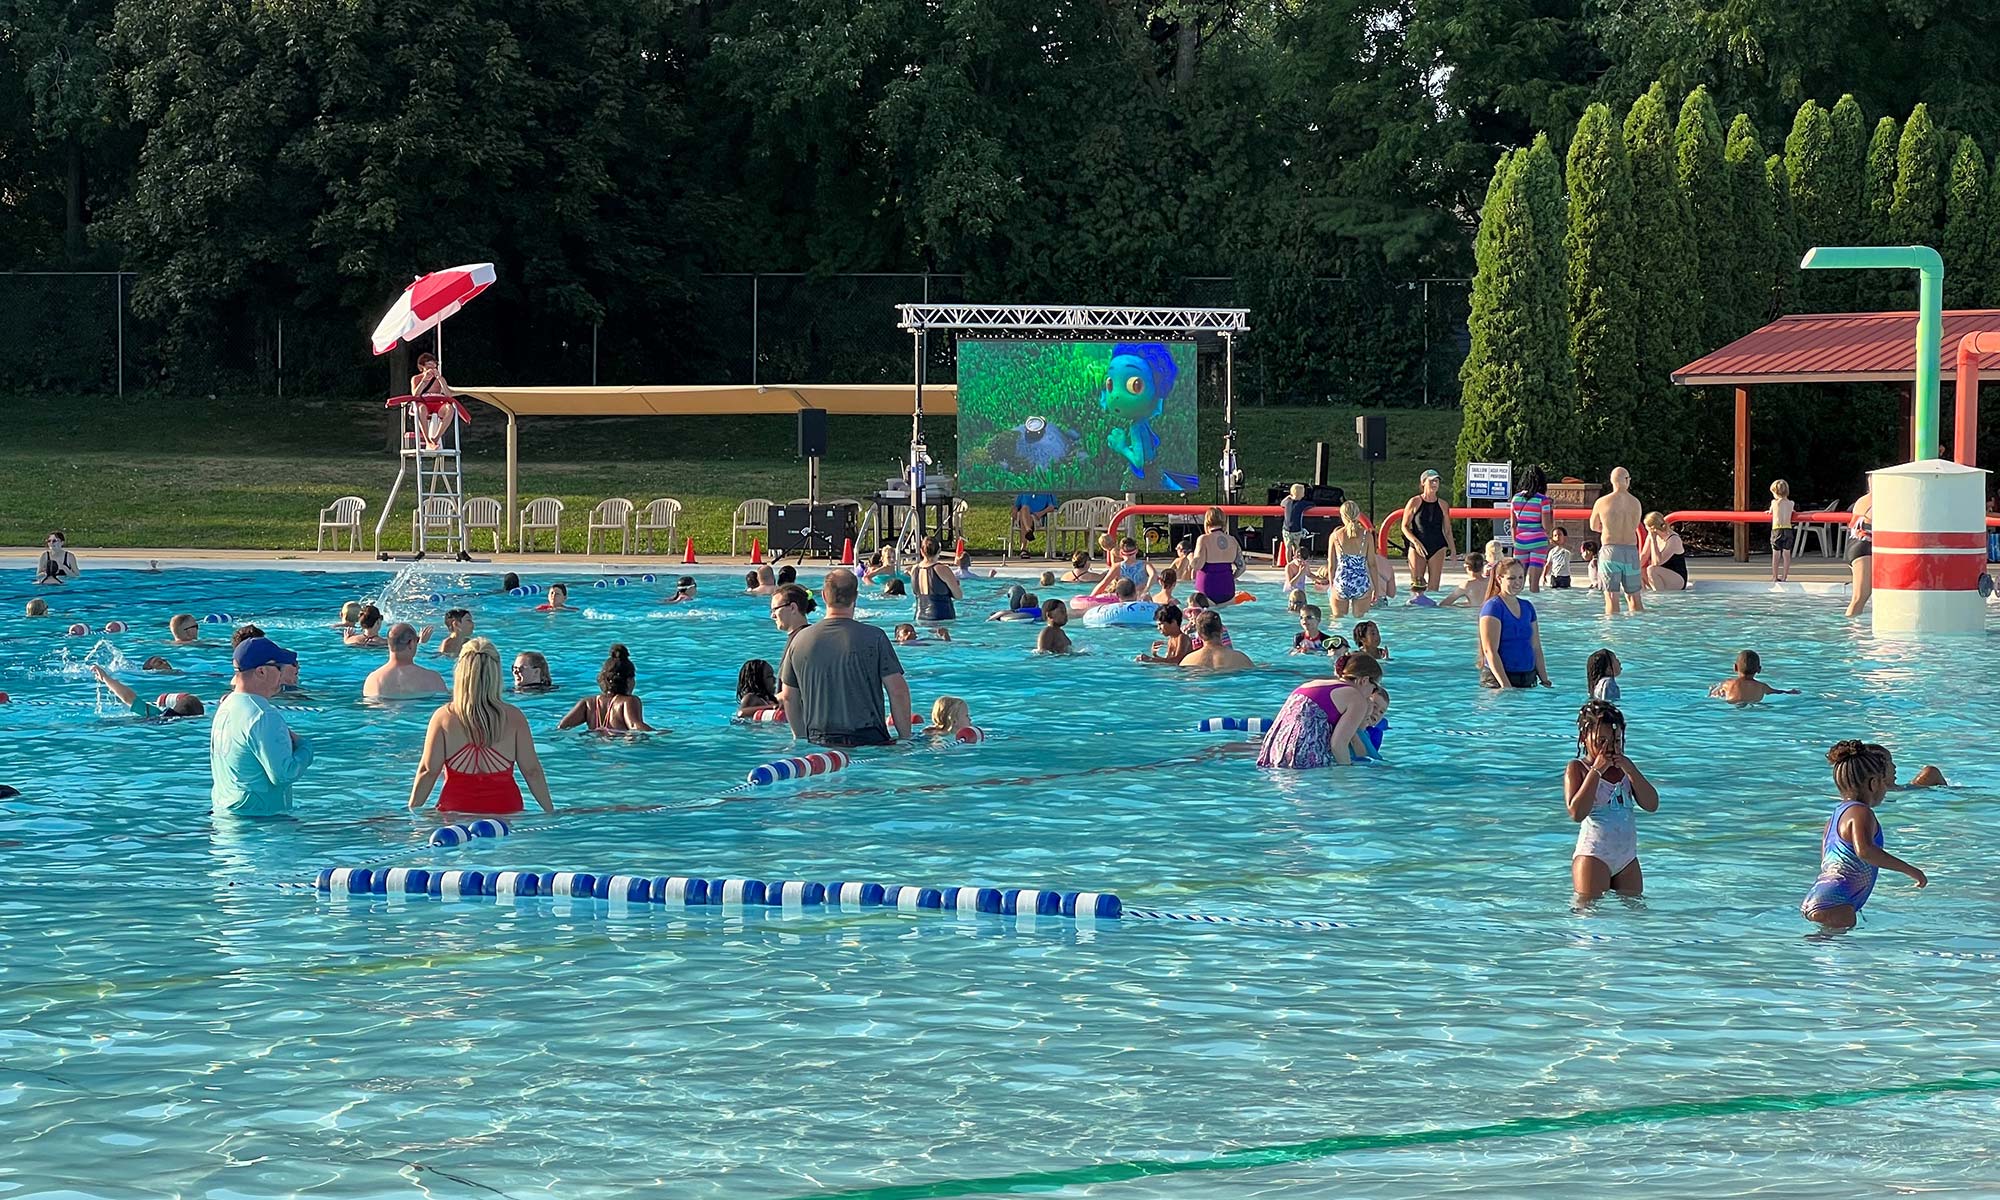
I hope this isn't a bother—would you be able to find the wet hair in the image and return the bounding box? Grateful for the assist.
[1302,604,1322,622]
[1155,603,1184,628]
[501,572,520,592]
[1188,591,1212,608]
[1828,739,1893,798]
[675,576,695,592]
[1519,465,1548,497]
[776,565,796,585]
[1585,648,1618,695]
[1071,551,1090,569]
[1736,649,1761,677]
[893,623,917,640]
[1354,620,1379,646]
[1113,577,1138,600]
[231,624,266,647]
[921,536,940,558]
[883,578,907,597]
[444,608,470,624]
[1463,552,1485,576]
[1039,570,1057,587]
[1575,700,1626,761]
[597,644,636,696]
[736,659,779,706]
[548,584,568,599]
[141,655,172,671]
[773,583,815,615]
[164,693,205,718]
[1335,653,1383,683]
[359,604,383,629]
[1158,567,1178,589]
[745,570,761,588]
[169,613,198,636]
[1042,599,1068,624]
[1119,536,1139,553]
[24,598,47,616]
[1190,610,1225,641]
[1020,593,1040,610]
[339,601,362,624]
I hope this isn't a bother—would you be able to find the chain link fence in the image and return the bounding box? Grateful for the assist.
[0,271,1469,407]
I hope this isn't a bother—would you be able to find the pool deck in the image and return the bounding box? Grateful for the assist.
[1,546,1866,593]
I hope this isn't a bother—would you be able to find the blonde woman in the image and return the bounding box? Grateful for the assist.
[1329,501,1373,618]
[1187,506,1241,605]
[408,637,554,817]
[1642,512,1688,592]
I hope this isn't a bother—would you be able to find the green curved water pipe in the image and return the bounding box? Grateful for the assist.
[1800,245,1944,460]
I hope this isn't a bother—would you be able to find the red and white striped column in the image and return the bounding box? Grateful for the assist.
[1870,460,1990,634]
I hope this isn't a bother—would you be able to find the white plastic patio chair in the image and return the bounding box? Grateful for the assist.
[634,498,682,553]
[411,496,460,553]
[316,495,366,552]
[1793,500,1840,559]
[586,498,634,555]
[461,497,503,554]
[1088,495,1126,543]
[732,499,772,556]
[1050,498,1094,558]
[518,497,565,553]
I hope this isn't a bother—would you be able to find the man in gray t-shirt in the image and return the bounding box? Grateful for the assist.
[779,569,913,747]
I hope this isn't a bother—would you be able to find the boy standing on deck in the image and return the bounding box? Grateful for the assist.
[1280,483,1311,565]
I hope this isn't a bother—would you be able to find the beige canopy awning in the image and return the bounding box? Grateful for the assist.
[448,383,955,541]
[456,382,955,419]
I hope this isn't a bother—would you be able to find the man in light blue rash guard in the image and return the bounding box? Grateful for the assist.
[210,636,314,817]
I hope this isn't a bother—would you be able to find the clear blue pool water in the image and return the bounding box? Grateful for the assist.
[3,564,1999,1198]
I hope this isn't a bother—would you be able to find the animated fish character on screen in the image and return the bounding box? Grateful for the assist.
[1099,342,1196,491]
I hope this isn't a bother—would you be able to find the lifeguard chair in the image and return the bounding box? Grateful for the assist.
[373,392,471,560]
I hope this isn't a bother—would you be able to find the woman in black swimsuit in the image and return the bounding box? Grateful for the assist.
[911,536,962,622]
[1642,512,1689,591]
[1401,470,1455,595]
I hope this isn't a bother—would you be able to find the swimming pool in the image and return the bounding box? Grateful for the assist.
[4,564,1998,1197]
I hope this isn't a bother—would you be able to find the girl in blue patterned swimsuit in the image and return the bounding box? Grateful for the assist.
[1802,740,1927,931]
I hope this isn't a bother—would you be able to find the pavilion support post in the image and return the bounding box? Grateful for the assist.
[505,413,519,547]
[1902,384,1915,462]
[1734,386,1750,562]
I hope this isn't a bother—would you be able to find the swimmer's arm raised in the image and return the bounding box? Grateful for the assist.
[88,664,138,709]
[1618,754,1659,812]
[407,712,447,810]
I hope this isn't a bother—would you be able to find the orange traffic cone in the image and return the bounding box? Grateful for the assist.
[750,538,764,565]
[840,537,856,566]
[955,537,967,556]
[683,538,697,564]
[1275,540,1288,568]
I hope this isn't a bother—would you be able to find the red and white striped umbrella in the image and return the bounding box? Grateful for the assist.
[370,262,496,355]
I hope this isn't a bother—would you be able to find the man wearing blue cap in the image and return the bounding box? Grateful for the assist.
[210,636,314,817]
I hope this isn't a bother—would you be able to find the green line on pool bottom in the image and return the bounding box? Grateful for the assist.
[786,1070,2000,1200]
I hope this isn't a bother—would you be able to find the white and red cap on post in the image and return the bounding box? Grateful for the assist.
[370,262,496,356]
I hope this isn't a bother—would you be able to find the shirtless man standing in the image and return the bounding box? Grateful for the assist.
[363,623,447,698]
[1589,467,1645,616]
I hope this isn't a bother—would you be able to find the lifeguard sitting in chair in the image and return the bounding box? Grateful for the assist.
[385,352,470,450]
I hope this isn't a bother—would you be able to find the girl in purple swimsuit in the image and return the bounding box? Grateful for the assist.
[1257,654,1383,769]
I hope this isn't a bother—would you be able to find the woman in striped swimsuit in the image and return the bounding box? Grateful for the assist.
[1508,465,1554,592]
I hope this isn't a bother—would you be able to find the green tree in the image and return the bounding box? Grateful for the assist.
[1454,135,1577,492]
[1766,153,1797,313]
[1675,87,1732,350]
[1827,95,1868,242]
[1986,158,2000,307]
[1623,86,1698,495]
[1724,114,1775,336]
[1891,102,1945,246]
[1942,136,1989,307]
[1565,102,1637,478]
[1865,117,1902,239]
[1784,100,1839,308]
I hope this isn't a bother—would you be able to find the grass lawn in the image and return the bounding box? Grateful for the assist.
[0,392,1460,554]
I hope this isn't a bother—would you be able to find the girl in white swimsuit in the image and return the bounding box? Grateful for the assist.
[1564,700,1659,901]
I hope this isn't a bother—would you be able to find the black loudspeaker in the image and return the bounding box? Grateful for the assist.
[1356,414,1386,462]
[797,409,830,458]
[768,505,856,558]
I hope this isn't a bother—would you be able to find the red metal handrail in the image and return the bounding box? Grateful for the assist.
[1105,504,1372,545]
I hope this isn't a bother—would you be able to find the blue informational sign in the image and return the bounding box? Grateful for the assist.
[1465,462,1512,500]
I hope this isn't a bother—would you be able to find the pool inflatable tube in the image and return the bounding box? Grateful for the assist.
[1082,600,1159,627]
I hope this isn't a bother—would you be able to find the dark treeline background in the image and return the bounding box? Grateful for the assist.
[2,0,1997,404]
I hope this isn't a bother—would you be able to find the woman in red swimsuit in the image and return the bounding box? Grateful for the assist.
[408,637,554,817]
